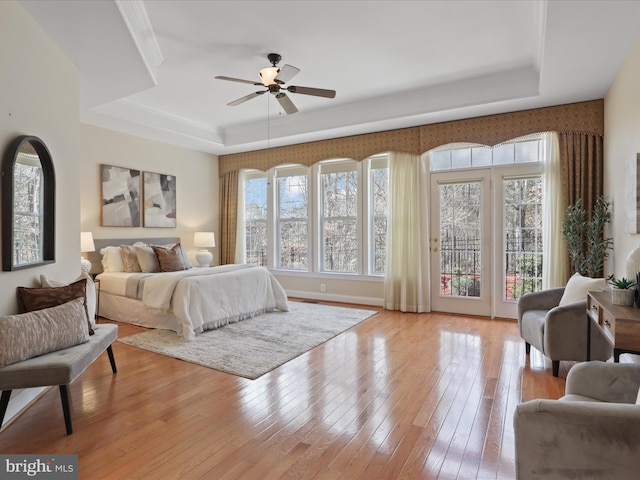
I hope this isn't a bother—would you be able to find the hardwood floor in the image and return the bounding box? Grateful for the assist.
[0,303,569,479]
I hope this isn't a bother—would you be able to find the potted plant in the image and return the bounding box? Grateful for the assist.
[608,276,637,306]
[562,197,613,277]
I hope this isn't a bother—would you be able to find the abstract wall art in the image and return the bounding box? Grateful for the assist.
[101,164,141,227]
[143,171,177,228]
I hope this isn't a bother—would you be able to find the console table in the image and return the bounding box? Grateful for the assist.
[587,291,640,361]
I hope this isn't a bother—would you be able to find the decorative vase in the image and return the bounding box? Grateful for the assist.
[611,288,635,306]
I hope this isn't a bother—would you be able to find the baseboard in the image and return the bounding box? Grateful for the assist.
[285,290,383,307]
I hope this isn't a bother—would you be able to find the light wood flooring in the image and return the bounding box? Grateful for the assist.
[0,302,569,479]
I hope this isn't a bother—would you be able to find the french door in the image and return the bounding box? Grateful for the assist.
[430,170,492,316]
[430,166,543,318]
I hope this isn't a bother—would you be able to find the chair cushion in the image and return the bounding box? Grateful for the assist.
[521,310,547,353]
[560,393,604,403]
[0,298,90,368]
[559,273,605,306]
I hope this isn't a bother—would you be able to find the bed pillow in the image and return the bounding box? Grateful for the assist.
[156,242,193,269]
[0,297,91,367]
[120,245,142,272]
[100,246,125,272]
[17,279,94,335]
[152,244,187,272]
[40,272,97,327]
[135,245,160,273]
[559,273,606,306]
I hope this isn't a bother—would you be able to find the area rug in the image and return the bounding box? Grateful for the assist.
[117,302,377,379]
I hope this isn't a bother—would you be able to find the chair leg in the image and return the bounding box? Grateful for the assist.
[525,342,531,355]
[59,385,73,435]
[107,345,117,374]
[0,390,12,427]
[552,360,560,377]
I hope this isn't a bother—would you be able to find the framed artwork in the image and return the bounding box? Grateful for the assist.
[143,171,177,227]
[101,164,141,227]
[625,153,640,234]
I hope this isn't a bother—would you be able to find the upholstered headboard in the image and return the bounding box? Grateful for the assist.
[87,237,181,275]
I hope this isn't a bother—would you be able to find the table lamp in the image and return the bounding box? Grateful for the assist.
[194,232,215,267]
[80,231,95,274]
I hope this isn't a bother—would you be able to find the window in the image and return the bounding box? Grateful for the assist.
[242,155,388,276]
[430,137,542,171]
[244,172,267,266]
[369,155,388,274]
[503,177,543,299]
[276,167,309,270]
[13,159,43,265]
[320,160,359,273]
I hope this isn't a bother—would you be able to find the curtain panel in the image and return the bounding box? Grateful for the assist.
[383,153,430,312]
[219,170,238,265]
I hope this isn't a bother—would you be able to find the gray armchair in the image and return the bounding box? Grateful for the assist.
[517,287,613,376]
[514,361,640,479]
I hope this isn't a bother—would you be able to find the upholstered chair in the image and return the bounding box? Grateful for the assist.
[514,361,640,479]
[517,278,613,377]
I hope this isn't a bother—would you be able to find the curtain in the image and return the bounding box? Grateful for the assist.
[557,131,604,279]
[219,170,239,265]
[558,132,603,212]
[542,132,567,288]
[234,170,246,264]
[383,152,430,312]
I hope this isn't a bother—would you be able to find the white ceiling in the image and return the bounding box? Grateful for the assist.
[19,0,640,156]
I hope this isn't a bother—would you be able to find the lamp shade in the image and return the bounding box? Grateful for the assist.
[80,232,95,253]
[259,66,280,86]
[194,232,215,248]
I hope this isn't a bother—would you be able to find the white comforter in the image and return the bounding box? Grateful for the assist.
[132,265,289,339]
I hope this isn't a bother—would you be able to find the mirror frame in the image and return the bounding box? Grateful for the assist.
[2,135,55,271]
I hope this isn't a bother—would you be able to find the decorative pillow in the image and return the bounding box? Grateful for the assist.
[135,245,160,273]
[0,297,90,367]
[156,242,192,269]
[100,246,125,272]
[40,272,97,327]
[120,245,142,272]
[559,273,606,306]
[17,279,93,335]
[152,244,187,272]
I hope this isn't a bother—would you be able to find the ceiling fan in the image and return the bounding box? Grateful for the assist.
[215,53,336,114]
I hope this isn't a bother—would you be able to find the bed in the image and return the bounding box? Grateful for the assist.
[89,237,288,339]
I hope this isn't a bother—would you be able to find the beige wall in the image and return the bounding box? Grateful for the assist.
[0,0,81,428]
[604,35,640,279]
[80,124,219,265]
[0,1,80,314]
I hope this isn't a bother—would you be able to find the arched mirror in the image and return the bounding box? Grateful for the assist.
[2,135,55,270]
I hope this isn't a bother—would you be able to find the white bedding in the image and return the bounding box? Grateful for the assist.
[97,265,289,339]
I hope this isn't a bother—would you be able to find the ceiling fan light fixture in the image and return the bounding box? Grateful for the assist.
[259,66,280,87]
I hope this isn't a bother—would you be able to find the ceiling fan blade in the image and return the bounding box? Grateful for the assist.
[228,90,266,106]
[286,85,336,98]
[215,75,263,86]
[275,93,298,114]
[275,64,300,84]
